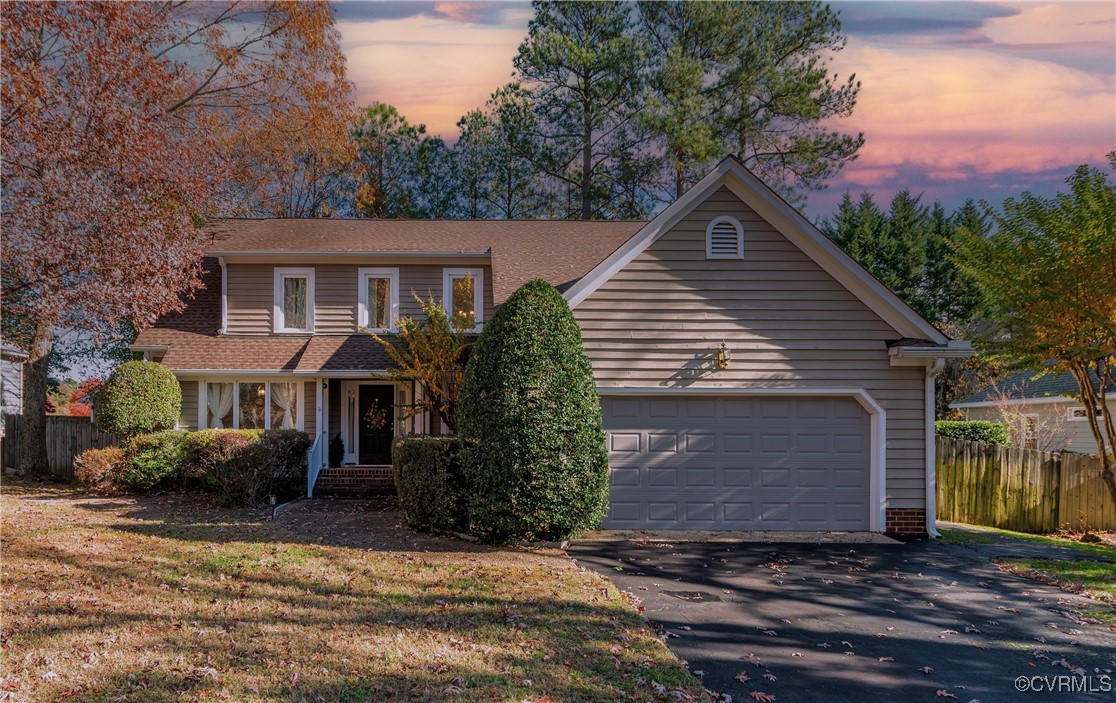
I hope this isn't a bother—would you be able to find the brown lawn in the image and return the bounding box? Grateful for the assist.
[0,484,706,703]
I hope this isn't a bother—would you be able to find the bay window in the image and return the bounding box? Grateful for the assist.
[238,382,266,429]
[201,380,304,431]
[270,382,298,430]
[206,382,234,429]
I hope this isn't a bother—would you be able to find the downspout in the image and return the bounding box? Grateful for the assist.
[925,357,945,537]
[218,256,228,335]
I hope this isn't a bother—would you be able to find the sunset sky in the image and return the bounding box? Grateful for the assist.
[332,1,1116,218]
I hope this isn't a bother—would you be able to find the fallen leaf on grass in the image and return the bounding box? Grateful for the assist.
[879,657,894,662]
[936,691,957,699]
[749,692,775,702]
[920,666,934,674]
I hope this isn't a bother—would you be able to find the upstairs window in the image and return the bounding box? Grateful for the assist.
[706,216,744,259]
[443,268,484,330]
[358,268,400,331]
[274,267,314,333]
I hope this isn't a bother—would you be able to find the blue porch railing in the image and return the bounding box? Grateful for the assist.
[306,431,325,498]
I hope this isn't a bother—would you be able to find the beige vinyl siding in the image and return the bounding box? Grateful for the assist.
[225,264,274,334]
[225,264,495,335]
[574,186,929,509]
[303,381,317,439]
[179,379,199,431]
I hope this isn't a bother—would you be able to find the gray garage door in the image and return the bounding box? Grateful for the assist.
[601,395,871,530]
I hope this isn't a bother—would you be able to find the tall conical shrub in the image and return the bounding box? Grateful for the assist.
[457,278,608,542]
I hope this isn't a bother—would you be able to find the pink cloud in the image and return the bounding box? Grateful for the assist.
[827,38,1114,191]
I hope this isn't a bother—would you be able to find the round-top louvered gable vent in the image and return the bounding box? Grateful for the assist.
[706,216,744,259]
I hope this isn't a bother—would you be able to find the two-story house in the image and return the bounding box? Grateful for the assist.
[133,158,971,534]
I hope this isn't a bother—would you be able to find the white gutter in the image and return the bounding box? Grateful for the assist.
[926,357,945,538]
[890,340,975,360]
[218,256,228,335]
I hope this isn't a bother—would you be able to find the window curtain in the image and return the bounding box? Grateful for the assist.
[207,383,234,428]
[270,382,296,430]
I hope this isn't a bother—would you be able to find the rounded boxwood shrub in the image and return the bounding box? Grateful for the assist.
[935,420,1010,445]
[98,361,181,436]
[121,430,188,491]
[457,278,609,542]
[392,436,465,532]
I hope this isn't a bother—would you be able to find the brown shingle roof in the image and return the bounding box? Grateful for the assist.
[207,218,645,303]
[153,331,310,371]
[295,336,393,373]
[137,219,647,373]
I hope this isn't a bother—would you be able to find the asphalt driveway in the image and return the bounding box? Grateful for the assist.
[570,532,1115,702]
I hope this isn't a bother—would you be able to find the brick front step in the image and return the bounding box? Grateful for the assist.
[313,466,395,496]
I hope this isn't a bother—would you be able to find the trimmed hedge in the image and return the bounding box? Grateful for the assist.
[73,446,127,491]
[97,361,182,436]
[457,278,609,542]
[935,420,1010,445]
[122,430,188,491]
[392,436,465,532]
[73,428,310,506]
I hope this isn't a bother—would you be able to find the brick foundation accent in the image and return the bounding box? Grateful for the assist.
[885,508,927,535]
[314,467,394,496]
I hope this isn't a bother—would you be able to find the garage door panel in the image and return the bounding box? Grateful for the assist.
[610,433,641,453]
[609,468,641,487]
[602,396,870,530]
[684,432,715,453]
[648,433,678,453]
[684,467,716,487]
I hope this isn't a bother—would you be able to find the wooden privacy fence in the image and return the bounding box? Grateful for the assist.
[936,436,1116,532]
[1,415,124,480]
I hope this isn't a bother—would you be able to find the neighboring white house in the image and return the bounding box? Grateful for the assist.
[1,341,27,422]
[951,368,1116,454]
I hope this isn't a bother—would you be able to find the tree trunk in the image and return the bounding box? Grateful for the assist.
[18,323,54,478]
[1068,361,1116,509]
[581,98,592,220]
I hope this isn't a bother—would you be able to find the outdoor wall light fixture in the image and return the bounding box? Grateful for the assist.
[716,340,731,370]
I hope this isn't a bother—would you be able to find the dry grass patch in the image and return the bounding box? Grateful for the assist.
[0,484,706,702]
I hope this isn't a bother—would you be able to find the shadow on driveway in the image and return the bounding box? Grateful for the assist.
[570,534,1115,702]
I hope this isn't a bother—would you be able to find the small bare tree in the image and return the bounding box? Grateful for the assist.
[987,381,1070,452]
[365,293,469,433]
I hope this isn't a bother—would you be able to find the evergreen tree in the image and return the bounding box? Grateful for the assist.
[637,1,863,203]
[513,1,650,219]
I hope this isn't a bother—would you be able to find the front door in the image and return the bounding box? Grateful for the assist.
[358,384,394,464]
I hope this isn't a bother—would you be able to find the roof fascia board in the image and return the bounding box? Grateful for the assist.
[212,251,491,263]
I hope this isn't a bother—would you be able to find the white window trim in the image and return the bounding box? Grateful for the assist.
[200,378,305,432]
[273,267,315,333]
[1067,406,1103,421]
[443,267,484,330]
[357,267,400,332]
[706,215,745,259]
